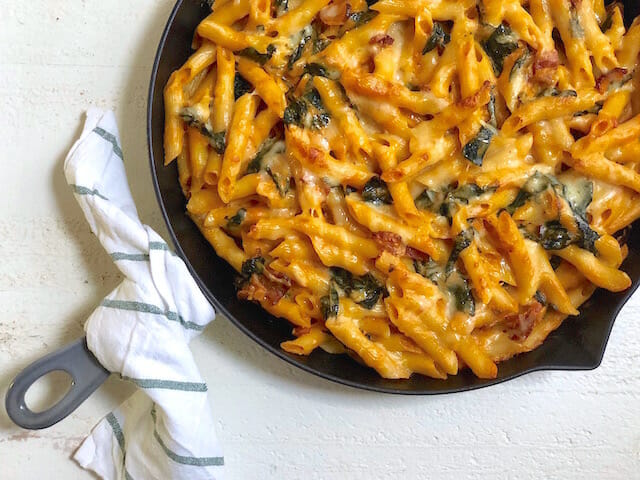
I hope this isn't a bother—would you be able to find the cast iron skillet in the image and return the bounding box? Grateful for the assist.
[6,0,640,430]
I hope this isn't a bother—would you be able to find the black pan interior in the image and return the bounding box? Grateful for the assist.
[148,0,640,394]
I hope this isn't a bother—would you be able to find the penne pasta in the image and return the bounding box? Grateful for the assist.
[163,0,640,380]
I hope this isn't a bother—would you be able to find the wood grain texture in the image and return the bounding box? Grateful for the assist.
[1,1,639,479]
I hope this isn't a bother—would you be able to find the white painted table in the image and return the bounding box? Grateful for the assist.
[1,1,639,478]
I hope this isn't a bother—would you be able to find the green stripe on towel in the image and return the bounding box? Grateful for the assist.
[123,377,208,392]
[70,184,108,200]
[100,299,205,331]
[110,252,150,262]
[106,413,135,480]
[148,241,178,257]
[94,126,124,160]
[150,406,224,467]
[149,241,170,251]
[106,413,126,452]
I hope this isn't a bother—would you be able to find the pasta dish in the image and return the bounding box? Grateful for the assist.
[164,0,640,380]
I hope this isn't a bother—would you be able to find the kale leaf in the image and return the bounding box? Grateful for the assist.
[423,22,450,55]
[446,230,474,275]
[234,73,253,99]
[446,271,475,316]
[362,176,393,205]
[246,137,277,174]
[320,284,340,319]
[236,44,276,65]
[303,62,339,79]
[328,268,385,310]
[242,256,265,276]
[226,208,247,230]
[414,258,445,284]
[288,27,312,69]
[483,24,519,74]
[462,126,495,166]
[349,273,386,309]
[539,221,576,251]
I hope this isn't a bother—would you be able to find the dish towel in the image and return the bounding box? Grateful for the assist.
[66,108,224,479]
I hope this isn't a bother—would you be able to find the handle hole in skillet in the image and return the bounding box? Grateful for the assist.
[24,370,74,413]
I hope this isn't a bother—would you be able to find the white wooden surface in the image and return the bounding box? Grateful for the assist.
[1,1,639,478]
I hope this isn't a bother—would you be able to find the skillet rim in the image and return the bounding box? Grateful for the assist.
[146,0,640,395]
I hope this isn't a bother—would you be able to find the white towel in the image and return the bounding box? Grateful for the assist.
[67,109,224,479]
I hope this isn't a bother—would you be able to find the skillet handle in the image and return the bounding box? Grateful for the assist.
[5,338,110,430]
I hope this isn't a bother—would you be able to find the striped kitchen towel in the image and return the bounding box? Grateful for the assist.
[66,108,224,479]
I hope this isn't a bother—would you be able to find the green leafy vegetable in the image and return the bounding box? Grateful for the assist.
[516,209,598,254]
[560,178,599,254]
[234,74,253,99]
[539,221,576,250]
[415,189,441,211]
[509,49,531,81]
[348,9,378,27]
[305,88,323,109]
[208,131,226,154]
[446,271,475,316]
[534,290,547,306]
[330,267,353,292]
[236,45,276,65]
[288,26,312,69]
[226,208,247,230]
[422,22,450,54]
[311,112,330,129]
[283,98,308,126]
[416,183,487,222]
[362,176,393,205]
[412,233,476,316]
[242,256,265,276]
[303,63,339,79]
[328,268,385,310]
[349,273,386,309]
[602,71,633,92]
[518,224,539,241]
[505,173,600,254]
[247,137,277,174]
[575,214,600,254]
[179,108,226,153]
[504,172,563,215]
[488,92,497,128]
[600,8,614,32]
[538,87,578,98]
[451,183,484,202]
[311,20,331,54]
[320,284,340,319]
[563,179,593,217]
[574,102,603,117]
[462,126,495,166]
[441,184,485,221]
[266,167,289,197]
[446,230,474,274]
[414,258,445,284]
[339,9,378,36]
[283,88,331,130]
[274,0,288,16]
[483,24,519,74]
[313,37,331,53]
[178,107,202,127]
